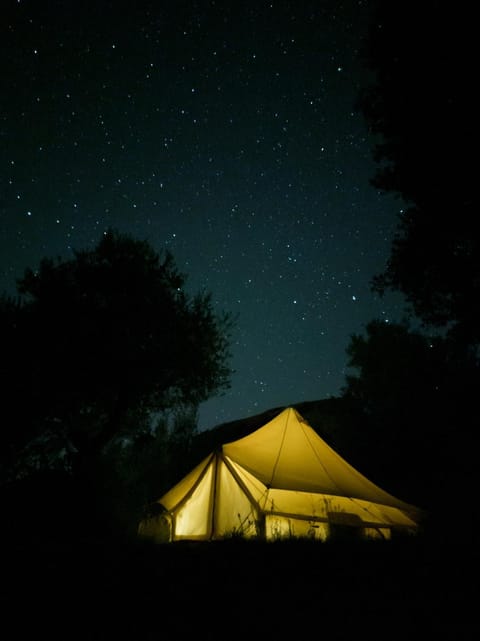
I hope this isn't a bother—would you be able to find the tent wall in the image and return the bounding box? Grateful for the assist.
[172,460,215,540]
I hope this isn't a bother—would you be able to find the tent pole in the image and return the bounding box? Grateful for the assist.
[209,450,219,540]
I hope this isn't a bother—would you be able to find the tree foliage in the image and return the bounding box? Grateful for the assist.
[0,229,233,479]
[358,1,479,348]
[341,320,449,504]
[342,319,479,513]
[344,320,446,417]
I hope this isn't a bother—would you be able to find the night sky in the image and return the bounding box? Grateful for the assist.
[1,0,405,430]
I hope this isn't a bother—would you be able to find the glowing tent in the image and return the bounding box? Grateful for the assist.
[138,407,422,542]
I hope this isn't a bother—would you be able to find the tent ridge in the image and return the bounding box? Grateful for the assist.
[268,407,290,487]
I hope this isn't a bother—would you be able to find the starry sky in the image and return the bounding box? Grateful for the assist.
[1,0,405,430]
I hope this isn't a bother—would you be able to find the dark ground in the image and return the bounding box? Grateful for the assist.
[1,533,476,641]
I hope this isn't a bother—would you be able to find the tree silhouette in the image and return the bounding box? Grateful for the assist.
[341,320,450,506]
[358,1,478,349]
[0,229,233,481]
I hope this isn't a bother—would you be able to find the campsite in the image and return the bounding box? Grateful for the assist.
[1,2,477,638]
[2,404,476,640]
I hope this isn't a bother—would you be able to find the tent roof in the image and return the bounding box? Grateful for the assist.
[222,407,416,513]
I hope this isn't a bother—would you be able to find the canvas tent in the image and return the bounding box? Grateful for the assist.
[138,407,422,542]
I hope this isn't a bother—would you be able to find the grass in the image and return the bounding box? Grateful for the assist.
[1,531,476,640]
